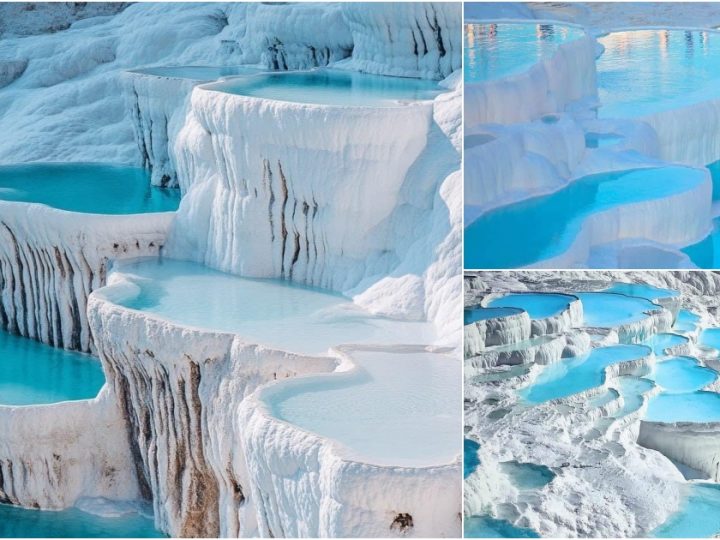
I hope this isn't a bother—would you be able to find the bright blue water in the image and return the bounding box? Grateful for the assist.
[646,391,720,422]
[652,357,717,393]
[683,216,720,268]
[674,309,701,333]
[576,292,658,328]
[646,333,689,356]
[114,258,434,356]
[0,163,179,214]
[604,282,679,301]
[130,65,261,80]
[700,328,720,351]
[614,377,655,417]
[269,349,460,466]
[499,461,555,490]
[598,29,720,118]
[0,329,104,406]
[464,306,520,325]
[464,166,706,269]
[206,69,443,107]
[0,504,163,538]
[464,438,481,478]
[653,483,720,537]
[486,293,572,319]
[520,345,649,404]
[464,22,584,82]
[464,516,540,538]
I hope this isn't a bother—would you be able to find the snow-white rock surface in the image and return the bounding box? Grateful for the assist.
[0,202,173,352]
[465,270,720,537]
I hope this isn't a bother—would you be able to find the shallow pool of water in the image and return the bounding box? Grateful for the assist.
[652,357,717,393]
[674,310,700,333]
[110,258,435,356]
[499,461,555,490]
[0,503,163,538]
[464,22,584,83]
[521,344,649,404]
[598,29,720,118]
[129,65,261,80]
[0,330,104,406]
[268,348,460,467]
[646,333,689,356]
[464,438,481,478]
[0,163,179,214]
[653,483,720,537]
[682,216,720,268]
[465,306,521,325]
[700,328,720,351]
[205,69,443,107]
[576,292,658,328]
[646,391,720,422]
[487,293,573,319]
[604,282,679,301]
[614,376,655,417]
[464,166,706,269]
[464,515,540,538]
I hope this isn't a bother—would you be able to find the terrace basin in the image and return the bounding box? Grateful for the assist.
[266,348,460,467]
[107,258,436,356]
[487,293,573,319]
[700,328,720,351]
[0,163,179,214]
[598,29,720,118]
[576,292,658,328]
[464,166,708,269]
[464,22,584,83]
[205,69,444,107]
[646,333,689,356]
[464,515,539,538]
[520,344,649,404]
[652,357,717,394]
[465,306,521,325]
[0,329,104,406]
[604,282,679,301]
[645,391,720,423]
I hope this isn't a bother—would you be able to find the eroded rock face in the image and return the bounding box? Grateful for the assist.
[0,204,173,352]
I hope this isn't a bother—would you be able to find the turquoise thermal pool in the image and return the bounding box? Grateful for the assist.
[0,329,104,406]
[109,258,436,356]
[464,166,707,269]
[683,216,720,268]
[520,344,649,404]
[576,292,658,327]
[598,29,720,118]
[674,310,701,333]
[700,327,720,350]
[464,22,584,82]
[614,376,655,417]
[464,306,521,325]
[0,503,163,538]
[129,65,261,80]
[464,438,481,478]
[645,391,720,423]
[499,461,555,490]
[0,163,179,214]
[646,333,689,356]
[652,357,717,393]
[486,293,573,319]
[464,516,540,538]
[205,69,444,107]
[653,483,720,538]
[267,348,460,467]
[605,282,679,301]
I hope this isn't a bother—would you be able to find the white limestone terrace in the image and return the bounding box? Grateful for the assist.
[464,270,720,538]
[88,258,461,537]
[463,3,720,269]
[0,163,178,352]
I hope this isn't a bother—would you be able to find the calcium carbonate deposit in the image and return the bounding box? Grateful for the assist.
[465,270,720,538]
[0,3,462,537]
